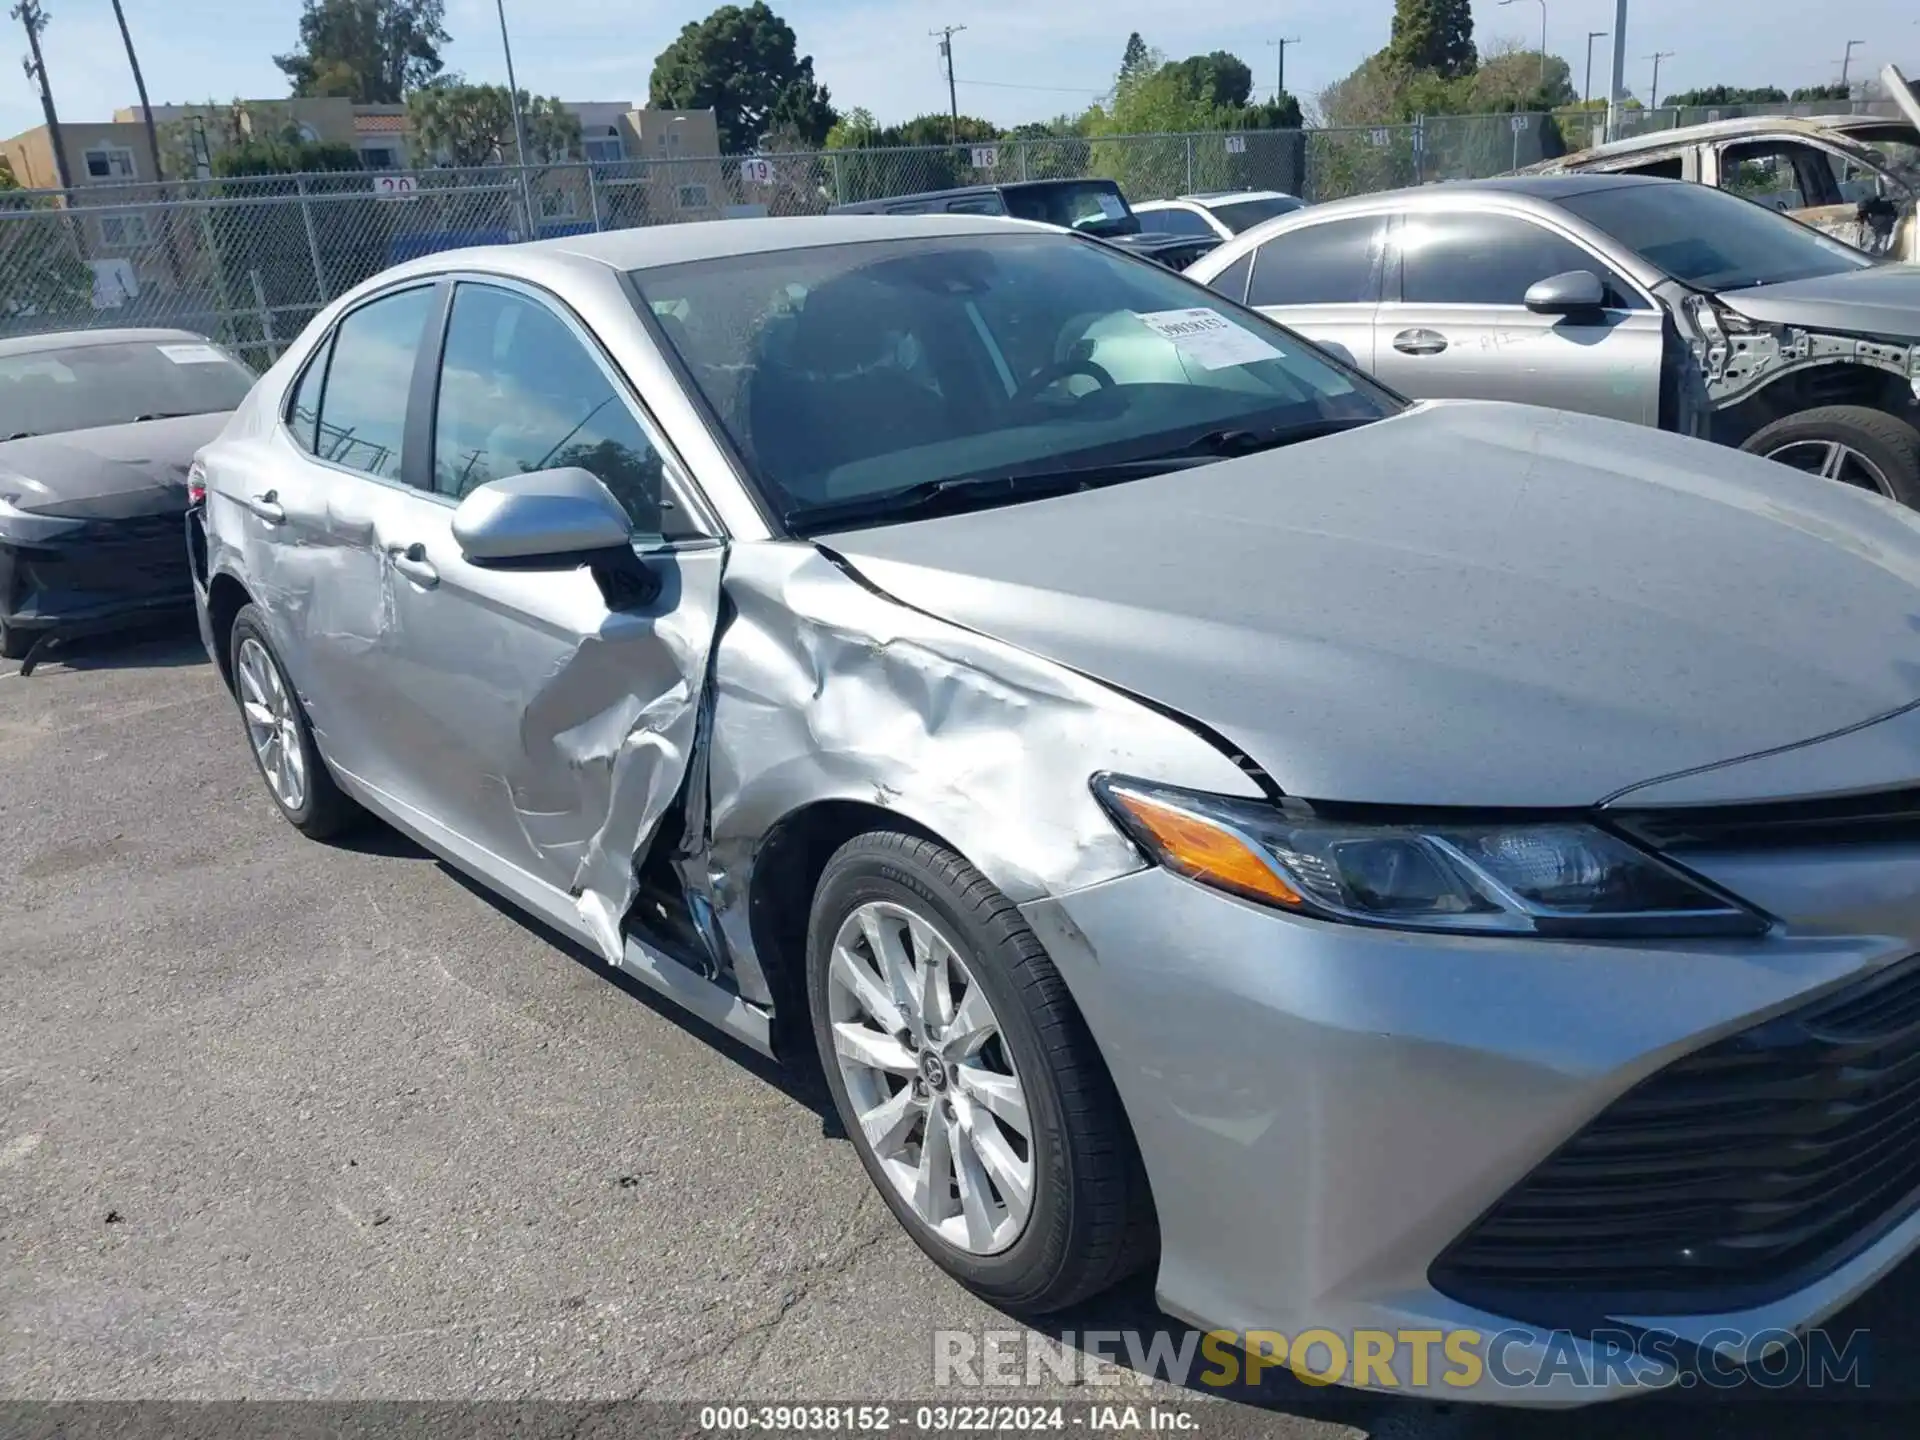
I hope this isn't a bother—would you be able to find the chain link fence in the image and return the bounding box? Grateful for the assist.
[0,113,1556,369]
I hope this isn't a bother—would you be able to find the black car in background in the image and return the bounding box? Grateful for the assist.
[830,177,1222,270]
[0,328,256,666]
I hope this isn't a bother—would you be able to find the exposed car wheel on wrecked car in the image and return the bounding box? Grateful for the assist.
[1742,405,1920,507]
[228,604,360,840]
[807,830,1155,1314]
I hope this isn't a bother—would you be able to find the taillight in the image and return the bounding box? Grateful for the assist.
[186,461,207,506]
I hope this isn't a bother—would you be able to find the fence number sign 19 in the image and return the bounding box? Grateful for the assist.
[740,158,775,186]
[970,146,999,170]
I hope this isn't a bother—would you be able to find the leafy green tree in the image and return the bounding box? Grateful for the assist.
[275,0,449,102]
[823,106,878,149]
[1663,84,1788,107]
[649,3,836,153]
[1163,51,1254,110]
[1790,83,1851,102]
[406,83,581,165]
[215,135,363,176]
[1120,32,1151,82]
[0,158,16,190]
[879,113,999,147]
[1388,0,1477,80]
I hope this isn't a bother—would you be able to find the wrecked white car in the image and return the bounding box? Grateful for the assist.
[1526,64,1920,262]
[191,214,1920,1403]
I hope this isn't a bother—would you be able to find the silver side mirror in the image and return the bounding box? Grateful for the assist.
[452,466,633,565]
[1524,269,1607,316]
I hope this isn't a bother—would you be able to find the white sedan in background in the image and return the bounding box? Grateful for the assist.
[1134,190,1307,241]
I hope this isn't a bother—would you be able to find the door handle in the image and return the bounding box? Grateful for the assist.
[387,542,439,588]
[1392,328,1449,356]
[246,491,286,524]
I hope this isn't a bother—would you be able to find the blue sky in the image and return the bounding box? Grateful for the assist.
[3,0,1915,141]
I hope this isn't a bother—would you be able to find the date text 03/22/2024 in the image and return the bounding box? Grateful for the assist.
[698,1405,1199,1432]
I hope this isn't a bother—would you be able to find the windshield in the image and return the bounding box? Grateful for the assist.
[1557,180,1875,291]
[0,339,254,441]
[1001,182,1140,237]
[634,232,1401,533]
[1210,195,1308,233]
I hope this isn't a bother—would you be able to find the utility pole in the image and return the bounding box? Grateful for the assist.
[1584,30,1608,106]
[109,0,164,182]
[1840,39,1864,91]
[494,0,529,168]
[1605,0,1628,141]
[12,0,70,190]
[931,25,966,146]
[1266,37,1300,104]
[1647,49,1674,110]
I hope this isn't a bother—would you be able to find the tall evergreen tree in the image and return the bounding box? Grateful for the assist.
[1387,0,1477,79]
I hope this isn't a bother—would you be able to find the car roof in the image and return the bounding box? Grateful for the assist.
[1186,190,1297,206]
[1250,171,1668,223]
[1537,111,1915,169]
[0,326,214,359]
[829,177,1122,213]
[370,212,1065,286]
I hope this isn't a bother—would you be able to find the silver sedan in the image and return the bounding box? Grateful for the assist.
[193,212,1920,1403]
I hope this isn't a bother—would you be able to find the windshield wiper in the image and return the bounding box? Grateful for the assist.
[1166,415,1377,460]
[790,456,1202,532]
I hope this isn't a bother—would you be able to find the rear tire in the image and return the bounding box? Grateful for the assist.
[1741,405,1920,508]
[807,830,1155,1315]
[228,604,359,840]
[0,623,31,662]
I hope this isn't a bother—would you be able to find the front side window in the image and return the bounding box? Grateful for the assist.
[287,335,331,453]
[432,284,692,537]
[0,339,254,442]
[1395,211,1638,307]
[1139,206,1217,239]
[311,285,435,482]
[1558,179,1875,290]
[1246,216,1384,307]
[635,232,1401,532]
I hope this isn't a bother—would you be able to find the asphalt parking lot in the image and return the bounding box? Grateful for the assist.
[4,627,1920,1437]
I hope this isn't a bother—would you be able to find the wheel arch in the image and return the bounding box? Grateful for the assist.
[1712,360,1919,446]
[204,570,254,692]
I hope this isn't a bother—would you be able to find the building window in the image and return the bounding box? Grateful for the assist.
[584,131,624,163]
[360,144,400,170]
[675,183,710,210]
[84,145,137,181]
[98,212,152,248]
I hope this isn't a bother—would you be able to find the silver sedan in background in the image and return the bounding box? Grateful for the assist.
[1186,174,1920,504]
[193,212,1920,1403]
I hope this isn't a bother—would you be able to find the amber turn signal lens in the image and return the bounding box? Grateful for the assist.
[1108,787,1304,908]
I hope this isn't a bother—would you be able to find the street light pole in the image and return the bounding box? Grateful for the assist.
[1840,39,1864,91]
[1584,30,1608,106]
[1647,49,1674,110]
[1499,0,1548,92]
[1606,0,1629,141]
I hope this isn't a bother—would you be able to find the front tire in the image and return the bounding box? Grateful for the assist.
[228,604,358,840]
[1741,405,1920,507]
[807,830,1154,1314]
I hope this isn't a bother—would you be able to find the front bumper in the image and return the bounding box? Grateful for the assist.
[1021,846,1920,1406]
[0,511,193,643]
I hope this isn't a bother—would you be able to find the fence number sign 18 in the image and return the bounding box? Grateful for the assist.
[740,158,775,186]
[970,146,999,170]
[1224,135,1247,155]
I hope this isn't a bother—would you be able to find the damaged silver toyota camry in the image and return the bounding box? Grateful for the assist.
[191,214,1920,1404]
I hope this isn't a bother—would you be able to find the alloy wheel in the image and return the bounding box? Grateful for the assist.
[236,635,307,813]
[1765,438,1896,498]
[826,899,1035,1255]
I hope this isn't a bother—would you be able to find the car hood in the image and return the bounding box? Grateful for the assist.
[0,411,227,540]
[1718,263,1920,338]
[823,401,1920,809]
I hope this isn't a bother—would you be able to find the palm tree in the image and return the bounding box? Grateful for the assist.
[109,0,165,181]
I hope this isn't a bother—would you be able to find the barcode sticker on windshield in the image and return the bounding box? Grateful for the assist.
[158,343,227,365]
[1134,308,1284,370]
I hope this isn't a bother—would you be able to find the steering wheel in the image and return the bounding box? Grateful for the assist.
[1012,357,1117,406]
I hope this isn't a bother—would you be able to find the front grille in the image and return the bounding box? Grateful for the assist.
[1612,784,1920,852]
[1431,955,1920,1323]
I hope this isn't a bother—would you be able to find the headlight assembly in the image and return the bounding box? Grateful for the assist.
[1093,776,1769,939]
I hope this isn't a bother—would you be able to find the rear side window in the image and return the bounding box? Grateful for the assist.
[1246,217,1383,307]
[312,285,435,482]
[1140,206,1217,238]
[1206,253,1253,304]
